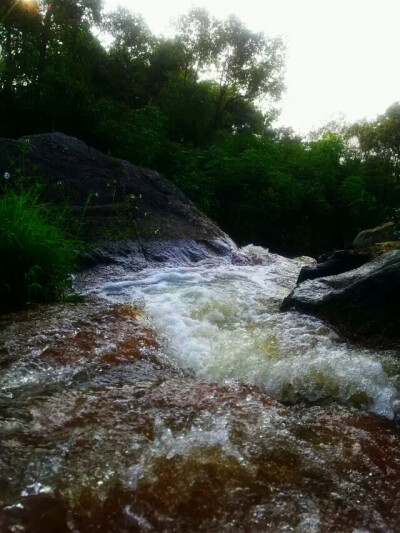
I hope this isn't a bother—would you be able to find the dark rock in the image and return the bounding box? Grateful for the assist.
[79,238,236,277]
[79,240,148,270]
[317,251,334,263]
[353,221,396,249]
[297,250,371,284]
[282,251,400,348]
[0,132,231,244]
[141,238,235,265]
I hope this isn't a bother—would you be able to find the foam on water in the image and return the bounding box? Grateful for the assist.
[99,252,399,418]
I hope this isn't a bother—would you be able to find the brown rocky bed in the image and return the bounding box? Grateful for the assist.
[0,299,399,532]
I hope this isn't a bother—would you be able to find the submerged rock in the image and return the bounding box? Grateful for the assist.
[1,297,400,532]
[282,250,400,347]
[1,250,400,531]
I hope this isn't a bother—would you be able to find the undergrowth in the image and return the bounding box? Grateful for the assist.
[0,179,81,310]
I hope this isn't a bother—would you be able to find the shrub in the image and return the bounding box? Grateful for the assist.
[0,188,79,309]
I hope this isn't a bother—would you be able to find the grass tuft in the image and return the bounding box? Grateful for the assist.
[0,188,79,310]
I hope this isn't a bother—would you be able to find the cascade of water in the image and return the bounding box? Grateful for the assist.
[99,249,399,419]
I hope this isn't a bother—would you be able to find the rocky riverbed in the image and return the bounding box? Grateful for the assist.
[1,244,400,532]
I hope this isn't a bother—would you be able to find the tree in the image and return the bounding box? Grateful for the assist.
[173,7,217,80]
[349,103,400,171]
[175,9,285,132]
[213,15,284,101]
[37,0,103,83]
[103,8,153,59]
[0,0,41,92]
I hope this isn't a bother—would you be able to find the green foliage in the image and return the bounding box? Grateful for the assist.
[155,79,216,146]
[96,100,167,167]
[338,175,375,219]
[158,126,398,254]
[0,184,79,309]
[0,3,399,256]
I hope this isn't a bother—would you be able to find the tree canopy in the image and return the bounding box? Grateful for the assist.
[1,2,399,254]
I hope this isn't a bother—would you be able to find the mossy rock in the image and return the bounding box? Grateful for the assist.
[371,241,400,257]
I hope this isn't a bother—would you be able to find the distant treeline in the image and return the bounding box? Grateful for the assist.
[1,1,399,254]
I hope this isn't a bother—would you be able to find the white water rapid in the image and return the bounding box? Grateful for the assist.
[98,246,400,419]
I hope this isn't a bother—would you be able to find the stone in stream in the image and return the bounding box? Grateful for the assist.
[298,221,400,285]
[282,250,400,347]
[353,221,397,249]
[297,249,371,284]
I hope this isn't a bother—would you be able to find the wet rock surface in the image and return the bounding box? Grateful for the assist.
[282,250,400,347]
[80,237,236,271]
[1,245,400,531]
[297,249,371,284]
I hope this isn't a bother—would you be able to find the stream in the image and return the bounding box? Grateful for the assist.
[1,245,399,532]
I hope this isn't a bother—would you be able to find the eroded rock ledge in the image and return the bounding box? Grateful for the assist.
[282,250,400,348]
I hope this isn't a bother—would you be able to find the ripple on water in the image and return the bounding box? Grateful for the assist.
[1,377,399,532]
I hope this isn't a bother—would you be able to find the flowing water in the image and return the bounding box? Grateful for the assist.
[1,245,399,532]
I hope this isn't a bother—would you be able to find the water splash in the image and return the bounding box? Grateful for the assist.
[100,252,399,418]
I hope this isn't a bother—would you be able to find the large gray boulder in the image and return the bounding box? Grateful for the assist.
[281,251,400,347]
[0,133,236,265]
[0,132,230,244]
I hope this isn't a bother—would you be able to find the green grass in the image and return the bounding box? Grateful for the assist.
[0,189,79,310]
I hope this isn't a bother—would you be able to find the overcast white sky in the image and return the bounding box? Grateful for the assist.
[104,0,400,134]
